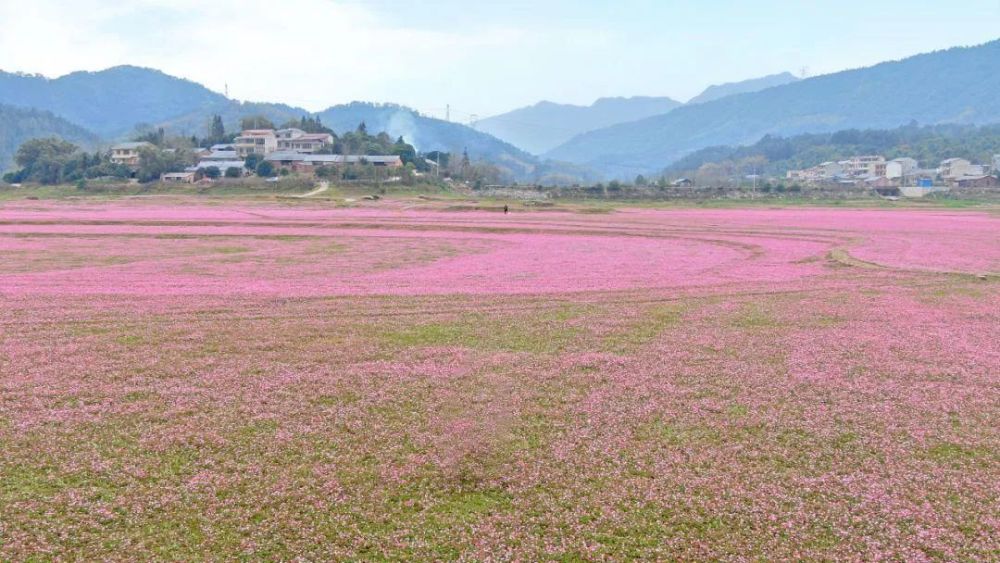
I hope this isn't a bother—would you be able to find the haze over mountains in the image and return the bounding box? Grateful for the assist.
[547,40,1000,177]
[476,97,683,155]
[1,39,999,181]
[477,73,802,156]
[686,72,799,105]
[0,66,591,183]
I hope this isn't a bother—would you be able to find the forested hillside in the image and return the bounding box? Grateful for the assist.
[0,105,100,171]
[548,40,1000,178]
[664,123,1000,177]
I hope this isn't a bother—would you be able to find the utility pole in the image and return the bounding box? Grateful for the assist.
[446,104,450,122]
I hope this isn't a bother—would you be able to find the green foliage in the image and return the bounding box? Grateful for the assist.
[5,137,133,185]
[667,123,1000,178]
[549,40,1000,176]
[136,146,191,183]
[224,166,241,178]
[239,116,275,130]
[243,153,263,170]
[203,166,221,179]
[281,116,333,134]
[0,105,100,172]
[11,138,80,184]
[255,161,274,177]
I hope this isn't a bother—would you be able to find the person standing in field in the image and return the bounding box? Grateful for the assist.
[504,204,509,215]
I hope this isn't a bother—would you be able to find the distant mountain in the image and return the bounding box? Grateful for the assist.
[547,40,1000,178]
[477,96,682,155]
[315,102,598,184]
[0,104,100,171]
[0,65,594,183]
[687,72,800,105]
[0,66,233,136]
[665,123,1000,177]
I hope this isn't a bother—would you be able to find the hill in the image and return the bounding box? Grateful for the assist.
[687,72,800,105]
[0,66,233,137]
[547,40,1000,178]
[315,102,598,184]
[0,66,593,183]
[0,104,101,172]
[477,96,682,155]
[665,123,1000,177]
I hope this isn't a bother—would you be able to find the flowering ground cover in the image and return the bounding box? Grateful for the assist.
[0,199,997,559]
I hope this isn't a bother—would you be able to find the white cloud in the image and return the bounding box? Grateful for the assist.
[0,0,544,115]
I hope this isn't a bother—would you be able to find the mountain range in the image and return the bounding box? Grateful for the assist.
[476,73,805,156]
[547,40,1000,177]
[476,97,683,155]
[0,66,592,182]
[3,39,1000,182]
[686,72,799,105]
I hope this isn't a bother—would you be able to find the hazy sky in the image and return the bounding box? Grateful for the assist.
[1,0,998,120]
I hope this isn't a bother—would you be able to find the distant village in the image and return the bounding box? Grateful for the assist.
[786,154,1000,193]
[110,127,404,184]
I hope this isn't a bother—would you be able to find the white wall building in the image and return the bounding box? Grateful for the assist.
[234,130,278,157]
[885,157,918,180]
[938,158,975,179]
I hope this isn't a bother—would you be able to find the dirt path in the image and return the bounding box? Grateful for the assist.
[295,182,329,198]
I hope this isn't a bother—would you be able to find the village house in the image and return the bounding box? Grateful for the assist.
[201,149,241,162]
[234,130,278,157]
[276,130,334,154]
[160,171,196,184]
[109,141,153,167]
[786,161,844,184]
[938,158,977,180]
[264,152,402,174]
[992,154,1000,173]
[953,175,1000,189]
[885,157,918,180]
[191,160,248,176]
[840,155,886,178]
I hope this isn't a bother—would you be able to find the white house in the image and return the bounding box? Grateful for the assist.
[885,157,918,180]
[234,130,278,157]
[110,142,153,167]
[938,158,975,179]
[194,160,247,176]
[275,128,334,153]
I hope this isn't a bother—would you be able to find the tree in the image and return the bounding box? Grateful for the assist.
[356,121,368,135]
[14,138,79,184]
[244,153,263,170]
[239,116,275,131]
[256,161,275,177]
[203,166,221,179]
[137,146,189,183]
[635,174,648,186]
[224,166,242,178]
[210,115,225,140]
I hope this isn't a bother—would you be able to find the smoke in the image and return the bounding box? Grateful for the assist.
[386,110,420,150]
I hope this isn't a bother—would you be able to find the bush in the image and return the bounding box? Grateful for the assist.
[224,167,242,179]
[256,161,274,177]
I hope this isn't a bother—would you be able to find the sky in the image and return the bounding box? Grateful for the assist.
[1,0,998,121]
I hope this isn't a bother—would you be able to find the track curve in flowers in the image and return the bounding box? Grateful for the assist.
[1,200,998,560]
[1,203,996,297]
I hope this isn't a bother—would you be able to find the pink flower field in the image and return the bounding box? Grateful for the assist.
[1,199,998,560]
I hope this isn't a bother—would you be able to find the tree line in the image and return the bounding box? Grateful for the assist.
[664,122,1000,181]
